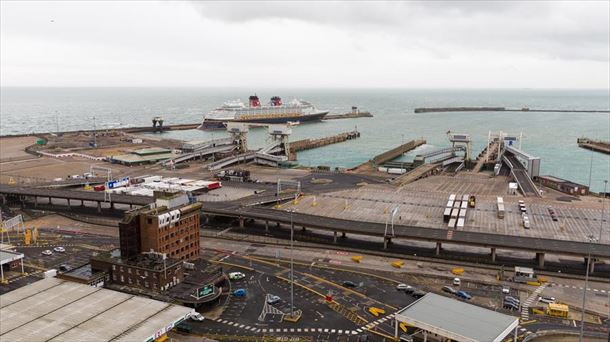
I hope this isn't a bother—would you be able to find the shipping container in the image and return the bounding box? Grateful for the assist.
[462,194,469,202]
[456,218,465,229]
[443,207,452,222]
[446,200,454,208]
[453,200,461,209]
[448,194,456,202]
[451,208,459,219]
[458,209,466,218]
[460,201,468,209]
[448,218,457,228]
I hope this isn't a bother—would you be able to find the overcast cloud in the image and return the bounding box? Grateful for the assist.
[1,1,608,88]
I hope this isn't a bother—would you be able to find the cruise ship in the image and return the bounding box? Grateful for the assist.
[198,95,329,130]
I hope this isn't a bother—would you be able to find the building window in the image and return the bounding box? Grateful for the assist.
[144,271,148,277]
[128,277,133,284]
[128,268,131,274]
[145,281,149,288]
[148,218,153,224]
[112,274,117,281]
[120,275,124,282]
[136,269,140,276]
[119,266,123,272]
[112,265,116,271]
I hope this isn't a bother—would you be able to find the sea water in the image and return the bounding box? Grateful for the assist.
[1,87,608,191]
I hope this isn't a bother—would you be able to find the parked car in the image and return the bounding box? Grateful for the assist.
[58,264,71,272]
[175,322,192,333]
[412,290,427,299]
[504,302,519,311]
[442,286,457,295]
[404,286,416,294]
[342,280,357,288]
[501,287,510,294]
[396,283,411,291]
[189,312,205,321]
[452,278,461,286]
[228,272,246,280]
[267,295,281,305]
[456,291,472,300]
[53,246,66,253]
[41,250,53,256]
[539,296,556,304]
[232,288,247,297]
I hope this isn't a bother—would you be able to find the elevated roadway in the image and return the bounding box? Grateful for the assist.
[0,184,152,207]
[202,202,610,266]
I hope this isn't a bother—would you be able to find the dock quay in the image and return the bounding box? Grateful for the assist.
[372,139,426,165]
[324,112,373,120]
[577,137,610,154]
[290,130,360,154]
[414,107,610,114]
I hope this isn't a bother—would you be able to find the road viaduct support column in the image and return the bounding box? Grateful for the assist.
[239,217,244,228]
[48,197,52,205]
[97,201,102,213]
[383,237,391,249]
[67,199,71,208]
[333,231,338,244]
[34,196,38,208]
[536,252,545,268]
[435,242,442,256]
[491,248,496,262]
[265,220,269,232]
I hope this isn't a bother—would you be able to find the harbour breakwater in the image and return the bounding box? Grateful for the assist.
[414,107,610,113]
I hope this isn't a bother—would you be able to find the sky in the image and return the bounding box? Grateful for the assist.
[1,1,609,88]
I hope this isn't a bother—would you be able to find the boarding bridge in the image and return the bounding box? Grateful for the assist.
[162,144,238,166]
[502,152,540,197]
[414,146,465,165]
[207,152,257,171]
[181,137,235,153]
[505,146,540,179]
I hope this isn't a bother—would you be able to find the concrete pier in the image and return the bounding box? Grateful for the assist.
[290,130,361,154]
[372,139,426,165]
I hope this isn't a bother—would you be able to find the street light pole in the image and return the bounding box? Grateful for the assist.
[289,208,295,319]
[598,180,607,242]
[579,234,597,342]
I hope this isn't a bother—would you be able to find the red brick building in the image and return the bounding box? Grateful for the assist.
[119,191,202,261]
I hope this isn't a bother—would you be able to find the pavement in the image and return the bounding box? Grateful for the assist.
[196,237,610,341]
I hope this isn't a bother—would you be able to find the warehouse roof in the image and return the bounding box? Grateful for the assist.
[0,278,193,342]
[394,293,519,342]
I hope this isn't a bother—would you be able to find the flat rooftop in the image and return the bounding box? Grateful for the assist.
[0,278,193,342]
[0,249,23,266]
[395,293,518,342]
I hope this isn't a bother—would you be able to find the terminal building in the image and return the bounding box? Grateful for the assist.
[60,190,226,307]
[118,190,202,261]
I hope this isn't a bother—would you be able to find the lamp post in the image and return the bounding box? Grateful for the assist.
[287,208,296,319]
[579,234,597,341]
[598,180,607,242]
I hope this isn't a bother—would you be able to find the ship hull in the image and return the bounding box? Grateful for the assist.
[198,111,329,130]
